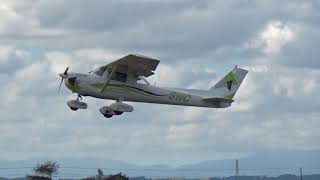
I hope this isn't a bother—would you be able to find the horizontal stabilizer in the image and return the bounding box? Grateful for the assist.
[203,98,234,103]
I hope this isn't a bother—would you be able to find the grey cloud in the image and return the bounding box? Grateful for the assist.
[7,0,319,69]
[31,0,198,31]
[0,47,31,74]
[4,1,288,59]
[280,29,320,68]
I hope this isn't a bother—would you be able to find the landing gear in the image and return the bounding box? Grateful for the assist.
[77,95,82,101]
[67,94,88,111]
[114,111,123,115]
[70,107,78,111]
[104,114,113,118]
[99,101,133,118]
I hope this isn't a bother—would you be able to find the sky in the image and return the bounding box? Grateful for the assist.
[0,0,320,167]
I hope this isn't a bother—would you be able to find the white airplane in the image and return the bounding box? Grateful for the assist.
[58,54,248,118]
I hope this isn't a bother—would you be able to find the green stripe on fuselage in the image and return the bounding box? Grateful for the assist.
[90,83,166,97]
[66,82,81,91]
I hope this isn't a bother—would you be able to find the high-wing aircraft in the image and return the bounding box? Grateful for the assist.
[58,54,248,118]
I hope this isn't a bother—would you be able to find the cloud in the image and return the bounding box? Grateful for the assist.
[246,21,295,56]
[0,0,66,38]
[73,48,123,62]
[0,0,319,166]
[166,123,208,149]
[0,45,31,74]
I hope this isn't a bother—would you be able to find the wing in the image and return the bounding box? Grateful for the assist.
[94,54,160,78]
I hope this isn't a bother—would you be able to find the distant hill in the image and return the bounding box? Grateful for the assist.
[0,178,26,180]
[1,175,320,180]
[129,175,320,180]
[209,174,320,180]
[0,150,319,178]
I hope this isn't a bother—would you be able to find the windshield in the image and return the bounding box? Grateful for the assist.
[90,66,108,76]
[137,76,150,85]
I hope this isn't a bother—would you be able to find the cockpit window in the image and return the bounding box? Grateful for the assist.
[91,66,108,76]
[137,76,150,85]
[137,79,147,85]
[91,66,127,82]
[94,68,105,76]
[111,72,127,82]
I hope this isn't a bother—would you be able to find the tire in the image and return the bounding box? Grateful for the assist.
[70,107,78,111]
[114,111,123,115]
[104,114,113,118]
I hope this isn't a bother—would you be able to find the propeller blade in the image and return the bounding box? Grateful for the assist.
[64,66,69,75]
[58,78,64,93]
[58,66,69,94]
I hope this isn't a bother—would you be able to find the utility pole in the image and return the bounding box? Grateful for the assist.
[300,168,303,180]
[235,159,239,180]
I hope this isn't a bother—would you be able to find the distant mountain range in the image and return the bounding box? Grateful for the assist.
[0,150,319,178]
[0,178,26,180]
[2,175,320,180]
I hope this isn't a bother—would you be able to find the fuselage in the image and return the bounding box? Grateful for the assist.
[64,72,230,108]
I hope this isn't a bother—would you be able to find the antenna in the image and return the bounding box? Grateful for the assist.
[235,159,239,180]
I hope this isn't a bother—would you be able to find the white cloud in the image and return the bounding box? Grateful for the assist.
[166,123,207,148]
[0,0,65,37]
[0,46,14,63]
[73,48,123,62]
[272,67,320,99]
[148,63,184,87]
[15,62,46,81]
[246,21,295,56]
[261,21,294,55]
[45,51,72,74]
[0,45,30,64]
[128,127,164,149]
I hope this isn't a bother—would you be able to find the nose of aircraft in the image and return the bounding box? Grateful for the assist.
[59,73,67,79]
[67,76,77,85]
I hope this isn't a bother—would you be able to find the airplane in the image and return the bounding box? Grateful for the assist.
[58,54,248,118]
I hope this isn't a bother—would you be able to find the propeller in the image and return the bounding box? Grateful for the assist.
[58,66,69,93]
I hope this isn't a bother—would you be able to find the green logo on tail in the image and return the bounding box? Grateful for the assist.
[224,72,237,91]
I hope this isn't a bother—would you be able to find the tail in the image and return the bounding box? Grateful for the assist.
[209,66,248,100]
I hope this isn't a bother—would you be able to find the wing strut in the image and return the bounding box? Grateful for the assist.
[101,66,117,92]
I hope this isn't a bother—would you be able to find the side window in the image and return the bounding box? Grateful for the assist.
[112,72,127,82]
[137,79,147,85]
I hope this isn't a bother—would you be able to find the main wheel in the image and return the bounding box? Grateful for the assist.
[114,111,123,115]
[104,114,113,118]
[70,107,78,111]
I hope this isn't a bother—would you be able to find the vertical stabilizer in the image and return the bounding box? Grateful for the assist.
[210,66,248,100]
